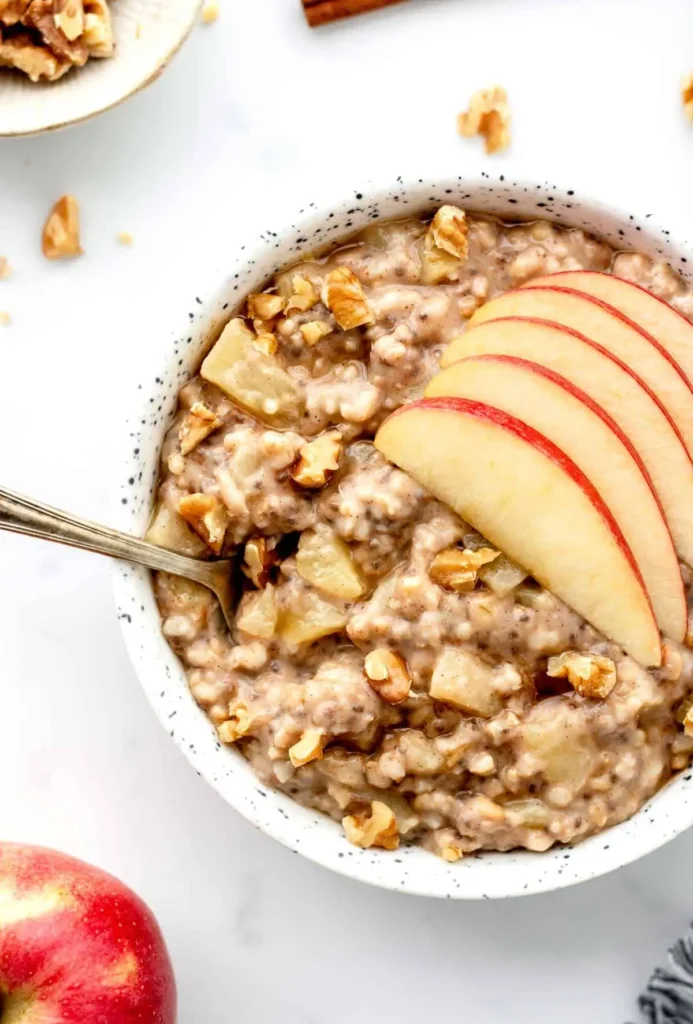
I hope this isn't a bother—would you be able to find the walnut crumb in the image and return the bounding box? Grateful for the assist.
[458,85,511,154]
[364,649,411,704]
[547,651,617,699]
[343,801,399,851]
[0,311,12,326]
[116,232,134,246]
[683,72,693,121]
[0,258,12,281]
[42,195,82,260]
[201,1,219,23]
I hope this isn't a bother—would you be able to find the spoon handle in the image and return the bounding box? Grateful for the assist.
[0,485,218,585]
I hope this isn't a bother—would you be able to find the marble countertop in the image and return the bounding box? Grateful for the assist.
[1,0,692,1019]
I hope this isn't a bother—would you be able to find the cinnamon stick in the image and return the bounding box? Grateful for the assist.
[302,0,407,27]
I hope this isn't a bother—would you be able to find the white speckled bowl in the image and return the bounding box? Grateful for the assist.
[0,0,203,137]
[114,176,693,899]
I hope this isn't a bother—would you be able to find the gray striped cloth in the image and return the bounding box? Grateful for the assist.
[637,929,693,1023]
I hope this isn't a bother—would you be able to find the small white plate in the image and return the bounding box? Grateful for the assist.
[0,0,203,137]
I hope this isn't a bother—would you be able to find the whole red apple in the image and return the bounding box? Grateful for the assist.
[0,843,176,1023]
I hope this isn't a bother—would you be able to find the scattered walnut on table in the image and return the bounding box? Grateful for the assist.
[682,72,693,122]
[0,258,11,280]
[201,1,219,24]
[458,85,511,154]
[547,651,617,699]
[42,195,82,260]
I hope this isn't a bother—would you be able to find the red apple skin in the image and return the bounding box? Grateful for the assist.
[0,843,176,1023]
[510,285,693,395]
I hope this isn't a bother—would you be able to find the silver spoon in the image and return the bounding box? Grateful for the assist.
[0,486,236,629]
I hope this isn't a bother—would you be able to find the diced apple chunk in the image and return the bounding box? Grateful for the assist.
[237,584,278,639]
[278,590,348,647]
[478,553,528,596]
[201,318,301,425]
[296,527,365,600]
[145,501,207,557]
[430,648,502,718]
[518,699,597,789]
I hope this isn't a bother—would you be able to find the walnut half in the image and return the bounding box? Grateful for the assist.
[458,85,511,155]
[547,651,617,700]
[343,801,399,851]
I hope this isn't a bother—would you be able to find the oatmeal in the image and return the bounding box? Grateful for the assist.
[150,207,693,859]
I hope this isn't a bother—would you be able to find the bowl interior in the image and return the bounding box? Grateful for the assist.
[0,0,202,136]
[114,176,693,898]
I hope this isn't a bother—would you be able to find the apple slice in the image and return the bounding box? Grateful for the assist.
[375,397,661,667]
[456,286,693,459]
[524,270,693,390]
[425,355,685,641]
[441,317,693,568]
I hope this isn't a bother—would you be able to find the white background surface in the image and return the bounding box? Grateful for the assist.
[1,0,693,1020]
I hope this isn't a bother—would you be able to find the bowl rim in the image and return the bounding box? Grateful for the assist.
[113,173,693,899]
[0,0,204,138]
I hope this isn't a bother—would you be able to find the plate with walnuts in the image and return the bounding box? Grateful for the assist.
[0,0,203,136]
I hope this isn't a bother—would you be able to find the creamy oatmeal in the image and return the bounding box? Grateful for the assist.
[149,208,693,860]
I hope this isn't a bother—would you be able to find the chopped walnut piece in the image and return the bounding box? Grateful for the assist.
[177,493,228,554]
[285,275,319,313]
[441,844,463,863]
[53,0,84,41]
[237,584,278,639]
[178,401,223,456]
[0,258,11,280]
[25,0,87,63]
[683,72,693,122]
[547,651,617,700]
[458,85,511,155]
[0,311,12,326]
[429,205,469,260]
[116,231,133,246]
[247,292,285,321]
[342,800,399,851]
[0,2,31,26]
[291,430,342,489]
[289,729,326,768]
[364,649,411,704]
[322,267,374,330]
[80,0,113,56]
[300,320,332,346]
[218,703,253,744]
[201,0,219,23]
[42,195,82,260]
[242,536,278,589]
[0,31,70,81]
[429,546,499,592]
[251,329,278,357]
